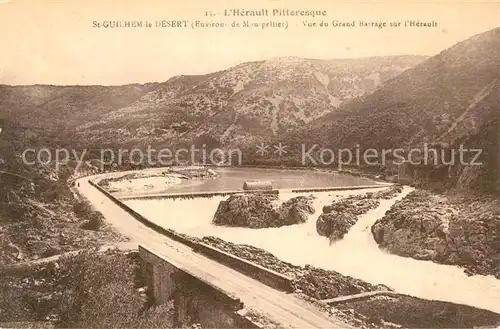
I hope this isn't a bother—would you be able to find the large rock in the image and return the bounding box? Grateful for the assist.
[371,190,500,278]
[323,198,379,216]
[212,194,315,228]
[294,264,391,300]
[315,187,403,242]
[316,211,358,241]
[278,195,315,226]
[320,186,403,217]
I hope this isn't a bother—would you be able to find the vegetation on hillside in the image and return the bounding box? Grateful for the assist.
[0,249,174,328]
[0,56,425,148]
[0,123,123,265]
[270,27,500,194]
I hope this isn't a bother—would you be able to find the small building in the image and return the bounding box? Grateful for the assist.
[243,181,273,191]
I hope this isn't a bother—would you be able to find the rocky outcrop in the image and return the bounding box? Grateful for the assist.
[322,198,380,216]
[371,190,500,278]
[316,186,403,242]
[370,185,403,199]
[279,196,315,226]
[212,194,315,228]
[212,193,280,228]
[294,265,390,300]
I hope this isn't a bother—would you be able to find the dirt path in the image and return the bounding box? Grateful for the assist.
[12,242,137,267]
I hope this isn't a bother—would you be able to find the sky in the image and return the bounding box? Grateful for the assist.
[0,0,499,85]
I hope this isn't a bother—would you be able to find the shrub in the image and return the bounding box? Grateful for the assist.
[73,200,106,231]
[55,249,174,328]
[80,216,105,231]
[0,282,38,322]
[72,200,93,218]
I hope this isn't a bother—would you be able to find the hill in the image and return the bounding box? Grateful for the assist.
[0,56,426,147]
[0,122,122,264]
[278,27,500,193]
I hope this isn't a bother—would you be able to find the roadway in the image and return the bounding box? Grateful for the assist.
[76,176,356,329]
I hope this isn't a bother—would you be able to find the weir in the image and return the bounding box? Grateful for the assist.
[118,189,280,200]
[85,177,358,328]
[116,185,387,200]
[82,172,500,327]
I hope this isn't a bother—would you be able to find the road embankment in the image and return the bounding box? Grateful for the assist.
[88,179,295,293]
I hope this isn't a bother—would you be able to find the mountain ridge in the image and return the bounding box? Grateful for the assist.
[0,55,427,146]
[276,27,500,193]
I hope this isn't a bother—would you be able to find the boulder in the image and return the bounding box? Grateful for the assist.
[278,195,315,226]
[316,211,358,241]
[316,188,400,242]
[320,188,399,216]
[212,194,315,228]
[212,193,279,228]
[371,190,500,278]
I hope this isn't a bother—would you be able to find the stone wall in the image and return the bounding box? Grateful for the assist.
[138,245,256,328]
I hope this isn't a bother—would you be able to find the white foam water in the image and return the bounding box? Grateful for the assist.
[125,186,500,313]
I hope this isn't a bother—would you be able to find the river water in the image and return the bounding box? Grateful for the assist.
[124,172,500,313]
[150,167,375,193]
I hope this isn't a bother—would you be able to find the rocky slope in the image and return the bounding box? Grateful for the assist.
[201,236,387,299]
[371,190,500,278]
[307,27,500,149]
[0,249,174,328]
[0,56,425,148]
[278,27,500,193]
[0,123,123,265]
[212,194,315,228]
[0,85,158,134]
[200,236,500,329]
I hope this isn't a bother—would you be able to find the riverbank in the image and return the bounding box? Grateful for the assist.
[372,189,500,279]
[198,236,500,329]
[125,183,500,314]
[95,166,217,194]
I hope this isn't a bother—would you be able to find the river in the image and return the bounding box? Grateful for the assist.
[123,169,500,313]
[152,167,375,193]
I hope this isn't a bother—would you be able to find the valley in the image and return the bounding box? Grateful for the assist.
[1,24,500,329]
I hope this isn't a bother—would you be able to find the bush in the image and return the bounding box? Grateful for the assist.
[80,216,105,231]
[34,178,72,203]
[56,249,174,328]
[0,282,38,322]
[73,200,105,231]
[72,200,94,218]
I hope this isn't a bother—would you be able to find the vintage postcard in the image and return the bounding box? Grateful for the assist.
[0,1,499,328]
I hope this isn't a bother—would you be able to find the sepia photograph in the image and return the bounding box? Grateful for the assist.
[0,0,499,328]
